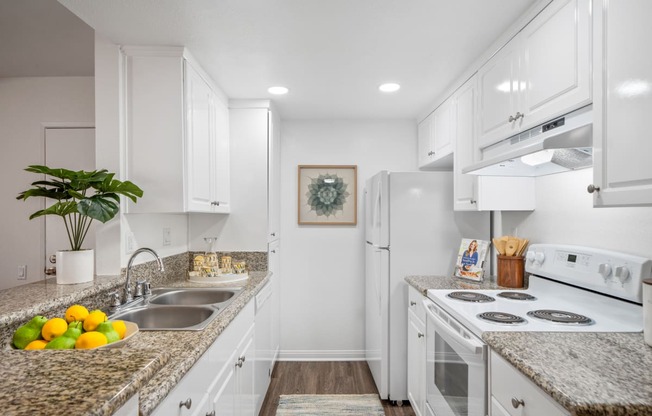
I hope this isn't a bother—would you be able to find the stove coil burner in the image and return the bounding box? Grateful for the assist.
[497,292,537,301]
[447,291,495,303]
[527,310,594,325]
[477,312,527,325]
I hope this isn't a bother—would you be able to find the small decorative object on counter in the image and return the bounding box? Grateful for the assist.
[220,256,233,274]
[454,238,490,282]
[233,261,246,274]
[493,235,528,288]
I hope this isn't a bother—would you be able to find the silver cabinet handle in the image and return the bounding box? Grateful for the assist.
[470,200,476,204]
[271,232,276,237]
[206,411,216,416]
[511,397,525,408]
[418,332,424,338]
[44,267,57,276]
[410,301,417,306]
[210,201,220,206]
[587,184,600,194]
[271,249,276,253]
[236,356,245,368]
[509,112,524,122]
[179,398,192,409]
[427,151,435,156]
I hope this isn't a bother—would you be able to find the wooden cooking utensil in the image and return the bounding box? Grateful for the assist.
[495,239,507,256]
[505,238,519,256]
[517,239,529,256]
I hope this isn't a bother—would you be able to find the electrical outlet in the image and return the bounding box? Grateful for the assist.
[163,227,171,246]
[126,232,135,253]
[18,265,27,280]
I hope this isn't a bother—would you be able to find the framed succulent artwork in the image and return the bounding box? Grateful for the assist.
[298,165,357,225]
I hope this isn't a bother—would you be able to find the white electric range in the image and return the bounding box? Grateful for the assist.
[421,244,651,416]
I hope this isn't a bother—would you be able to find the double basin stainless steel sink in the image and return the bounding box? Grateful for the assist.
[110,287,242,331]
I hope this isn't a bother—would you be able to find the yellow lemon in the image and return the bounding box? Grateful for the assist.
[65,304,89,323]
[111,320,127,340]
[75,331,108,349]
[41,317,68,341]
[83,310,107,332]
[24,340,48,350]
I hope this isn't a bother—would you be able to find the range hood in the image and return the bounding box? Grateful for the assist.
[463,105,593,176]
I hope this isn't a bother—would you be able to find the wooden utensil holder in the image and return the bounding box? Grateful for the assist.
[497,255,525,288]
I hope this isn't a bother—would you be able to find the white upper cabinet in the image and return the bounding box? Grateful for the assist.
[123,46,230,214]
[267,109,281,242]
[454,76,535,212]
[591,0,652,207]
[418,98,455,170]
[478,0,591,149]
[478,38,522,148]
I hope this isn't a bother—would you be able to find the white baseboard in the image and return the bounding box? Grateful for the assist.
[278,350,366,361]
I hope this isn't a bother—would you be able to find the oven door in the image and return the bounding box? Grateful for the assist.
[423,299,487,416]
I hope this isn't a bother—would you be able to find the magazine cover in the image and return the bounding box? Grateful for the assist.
[454,238,490,281]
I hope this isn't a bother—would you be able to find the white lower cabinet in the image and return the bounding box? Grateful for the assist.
[152,301,255,416]
[113,394,139,416]
[489,351,569,416]
[253,279,273,414]
[407,287,426,416]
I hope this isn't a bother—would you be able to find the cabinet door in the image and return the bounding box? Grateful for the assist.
[453,77,480,211]
[478,38,522,149]
[211,361,237,416]
[407,310,425,416]
[236,326,256,415]
[267,110,281,241]
[592,0,652,206]
[185,62,216,212]
[254,281,273,415]
[268,241,280,366]
[433,99,455,158]
[417,114,435,168]
[212,96,231,212]
[520,0,591,131]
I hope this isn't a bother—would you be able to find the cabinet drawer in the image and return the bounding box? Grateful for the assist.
[408,286,426,324]
[490,352,569,416]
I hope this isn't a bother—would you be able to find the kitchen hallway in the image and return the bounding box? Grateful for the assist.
[260,361,416,416]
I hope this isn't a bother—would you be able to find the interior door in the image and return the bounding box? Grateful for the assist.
[44,127,95,275]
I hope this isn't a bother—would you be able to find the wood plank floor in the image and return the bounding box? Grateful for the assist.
[259,361,416,416]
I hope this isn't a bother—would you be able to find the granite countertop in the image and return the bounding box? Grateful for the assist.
[404,275,652,416]
[484,332,652,416]
[405,274,528,295]
[0,267,270,416]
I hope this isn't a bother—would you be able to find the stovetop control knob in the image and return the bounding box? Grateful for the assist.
[598,263,612,280]
[534,251,545,265]
[526,251,536,263]
[615,266,630,283]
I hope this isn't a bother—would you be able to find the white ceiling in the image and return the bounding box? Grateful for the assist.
[9,0,538,120]
[0,0,94,77]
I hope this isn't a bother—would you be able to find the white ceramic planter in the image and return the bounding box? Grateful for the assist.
[56,249,95,284]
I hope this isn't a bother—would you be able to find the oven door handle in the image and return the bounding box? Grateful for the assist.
[423,300,484,355]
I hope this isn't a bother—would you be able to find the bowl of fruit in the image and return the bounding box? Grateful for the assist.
[11,305,138,350]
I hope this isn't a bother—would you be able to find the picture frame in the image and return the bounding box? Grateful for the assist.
[298,165,357,225]
[453,238,490,281]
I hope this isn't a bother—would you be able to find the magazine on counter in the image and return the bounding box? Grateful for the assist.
[454,238,490,281]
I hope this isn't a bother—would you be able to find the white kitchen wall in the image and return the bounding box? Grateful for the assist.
[0,76,94,290]
[279,119,417,360]
[499,168,652,257]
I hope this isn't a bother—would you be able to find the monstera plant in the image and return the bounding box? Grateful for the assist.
[17,165,143,284]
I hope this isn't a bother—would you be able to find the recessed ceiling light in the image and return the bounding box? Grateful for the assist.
[379,83,400,93]
[268,86,289,95]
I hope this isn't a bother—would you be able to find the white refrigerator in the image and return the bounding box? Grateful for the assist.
[364,171,489,402]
